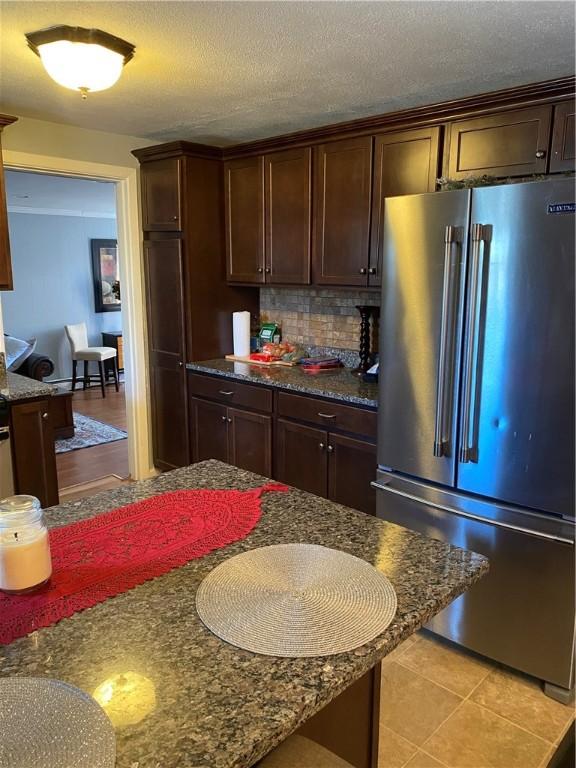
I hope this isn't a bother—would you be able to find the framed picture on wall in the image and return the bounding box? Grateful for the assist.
[91,239,121,313]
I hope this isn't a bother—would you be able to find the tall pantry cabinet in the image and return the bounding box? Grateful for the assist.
[132,142,258,471]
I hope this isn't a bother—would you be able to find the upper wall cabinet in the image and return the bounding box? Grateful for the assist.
[447,105,553,179]
[369,126,441,288]
[265,147,311,284]
[225,156,265,283]
[225,150,312,285]
[550,100,575,173]
[141,157,182,231]
[0,115,17,291]
[313,136,374,287]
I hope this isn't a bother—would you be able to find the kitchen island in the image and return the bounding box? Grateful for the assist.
[0,461,488,768]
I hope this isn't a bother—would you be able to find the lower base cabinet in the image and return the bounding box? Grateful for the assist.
[275,418,376,515]
[189,397,272,477]
[10,398,59,508]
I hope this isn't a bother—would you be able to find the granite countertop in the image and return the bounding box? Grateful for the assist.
[0,461,488,768]
[0,371,56,402]
[187,359,379,407]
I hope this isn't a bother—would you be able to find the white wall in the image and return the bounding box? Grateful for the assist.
[2,116,154,168]
[3,212,121,380]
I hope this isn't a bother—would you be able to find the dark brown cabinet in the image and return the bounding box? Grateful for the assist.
[313,136,374,286]
[275,419,328,498]
[446,106,553,179]
[143,239,189,470]
[275,410,377,515]
[10,398,59,508]
[134,143,259,473]
[225,156,265,283]
[370,126,441,287]
[265,148,312,284]
[0,115,17,291]
[328,433,376,515]
[141,157,182,231]
[189,396,272,477]
[225,149,312,285]
[550,100,575,172]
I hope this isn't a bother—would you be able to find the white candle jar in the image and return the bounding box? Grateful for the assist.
[0,495,52,594]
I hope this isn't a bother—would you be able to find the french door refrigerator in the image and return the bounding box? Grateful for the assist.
[374,178,575,701]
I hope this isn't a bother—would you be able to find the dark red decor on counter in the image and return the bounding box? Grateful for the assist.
[0,483,288,645]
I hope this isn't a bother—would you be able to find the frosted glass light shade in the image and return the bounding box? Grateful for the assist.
[25,26,134,96]
[38,40,124,92]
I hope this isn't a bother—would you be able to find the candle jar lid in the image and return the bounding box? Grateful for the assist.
[0,495,43,529]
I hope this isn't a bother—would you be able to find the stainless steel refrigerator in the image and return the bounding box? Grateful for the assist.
[374,178,575,701]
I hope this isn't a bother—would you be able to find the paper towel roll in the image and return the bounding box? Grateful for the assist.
[232,312,251,357]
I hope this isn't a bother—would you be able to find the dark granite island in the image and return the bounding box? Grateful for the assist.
[0,461,488,768]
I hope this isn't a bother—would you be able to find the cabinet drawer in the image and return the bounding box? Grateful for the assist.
[187,373,272,412]
[277,391,377,439]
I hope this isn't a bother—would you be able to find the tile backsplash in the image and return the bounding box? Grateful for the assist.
[260,287,380,352]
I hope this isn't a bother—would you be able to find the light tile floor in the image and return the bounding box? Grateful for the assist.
[379,631,575,768]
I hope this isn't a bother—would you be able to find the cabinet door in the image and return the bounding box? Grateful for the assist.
[144,239,189,470]
[447,106,552,179]
[228,407,272,476]
[313,137,373,286]
[550,100,575,172]
[188,396,228,463]
[328,433,376,515]
[225,157,265,283]
[275,419,328,497]
[0,131,13,290]
[10,399,58,508]
[370,126,441,287]
[141,158,182,231]
[265,148,311,284]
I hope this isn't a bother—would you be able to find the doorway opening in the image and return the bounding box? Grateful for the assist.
[0,149,154,504]
[4,170,129,500]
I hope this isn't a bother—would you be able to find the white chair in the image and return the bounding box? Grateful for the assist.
[65,322,119,398]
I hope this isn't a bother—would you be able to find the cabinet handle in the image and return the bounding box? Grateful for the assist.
[359,267,367,275]
[265,267,271,274]
[172,215,178,220]
[257,267,264,273]
[42,412,49,420]
[178,361,183,368]
[318,412,336,419]
[221,415,227,422]
[227,417,232,423]
[535,150,546,159]
[219,390,234,396]
[327,445,334,453]
[319,442,325,450]
[368,267,377,275]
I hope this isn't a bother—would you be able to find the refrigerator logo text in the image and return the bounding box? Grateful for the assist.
[547,202,575,214]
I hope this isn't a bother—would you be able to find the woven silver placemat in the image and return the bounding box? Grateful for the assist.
[196,543,397,657]
[0,678,116,768]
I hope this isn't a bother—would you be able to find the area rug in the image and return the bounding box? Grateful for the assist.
[55,413,127,454]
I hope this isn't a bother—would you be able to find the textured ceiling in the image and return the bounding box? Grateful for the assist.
[6,171,116,217]
[1,1,574,146]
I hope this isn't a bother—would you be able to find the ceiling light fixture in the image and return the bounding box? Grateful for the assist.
[25,25,135,99]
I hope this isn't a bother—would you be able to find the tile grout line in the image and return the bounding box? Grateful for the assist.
[396,651,574,748]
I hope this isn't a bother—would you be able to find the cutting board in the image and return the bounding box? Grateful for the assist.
[225,355,298,368]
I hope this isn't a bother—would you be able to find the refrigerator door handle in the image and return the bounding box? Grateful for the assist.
[459,224,489,463]
[371,481,575,544]
[434,225,462,457]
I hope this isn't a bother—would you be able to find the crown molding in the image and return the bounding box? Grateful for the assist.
[8,205,116,219]
[132,141,223,163]
[0,114,18,130]
[223,76,576,159]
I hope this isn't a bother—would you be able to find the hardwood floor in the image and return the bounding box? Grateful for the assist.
[56,383,130,490]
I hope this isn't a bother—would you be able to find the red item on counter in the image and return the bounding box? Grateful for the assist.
[0,483,289,645]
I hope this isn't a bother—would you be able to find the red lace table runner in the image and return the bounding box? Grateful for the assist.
[0,482,288,645]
